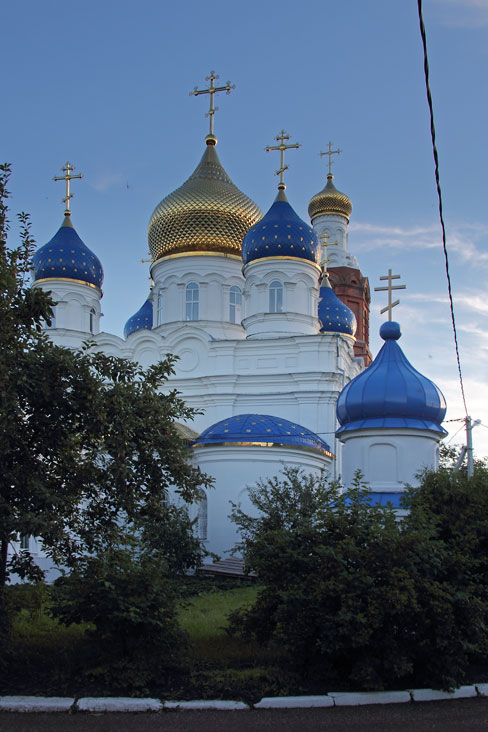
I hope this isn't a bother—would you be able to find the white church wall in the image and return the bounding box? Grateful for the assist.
[151,253,246,337]
[339,428,442,492]
[191,444,331,557]
[33,280,102,336]
[311,213,359,269]
[242,258,321,339]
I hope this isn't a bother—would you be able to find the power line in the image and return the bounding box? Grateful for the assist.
[417,0,468,418]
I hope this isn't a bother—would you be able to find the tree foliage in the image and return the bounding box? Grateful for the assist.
[0,164,211,657]
[230,465,488,691]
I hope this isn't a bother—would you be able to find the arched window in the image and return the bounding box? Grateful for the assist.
[229,285,242,323]
[197,489,208,540]
[89,308,96,334]
[186,282,199,321]
[157,289,163,325]
[269,280,283,313]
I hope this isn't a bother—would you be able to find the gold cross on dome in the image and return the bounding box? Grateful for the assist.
[190,70,235,138]
[53,162,83,216]
[374,269,406,320]
[265,130,300,189]
[319,230,338,272]
[320,142,342,175]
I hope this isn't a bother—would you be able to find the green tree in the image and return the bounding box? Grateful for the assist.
[230,466,488,691]
[0,164,211,651]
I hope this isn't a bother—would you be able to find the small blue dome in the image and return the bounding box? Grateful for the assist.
[124,296,153,338]
[242,189,321,266]
[33,216,104,289]
[319,280,357,336]
[193,413,332,455]
[336,321,447,435]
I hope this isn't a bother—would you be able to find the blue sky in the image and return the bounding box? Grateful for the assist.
[4,0,488,457]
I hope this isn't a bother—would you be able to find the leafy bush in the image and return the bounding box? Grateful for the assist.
[229,466,488,691]
[4,582,48,621]
[50,545,188,694]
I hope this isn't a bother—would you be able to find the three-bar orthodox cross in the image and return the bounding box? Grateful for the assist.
[265,130,300,189]
[319,141,341,175]
[190,71,235,138]
[374,269,406,320]
[53,162,83,216]
[319,230,338,276]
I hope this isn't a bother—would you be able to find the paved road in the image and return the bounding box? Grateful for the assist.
[1,698,488,732]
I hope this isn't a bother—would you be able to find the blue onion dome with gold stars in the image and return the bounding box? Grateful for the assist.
[148,138,263,261]
[33,215,104,289]
[242,188,321,266]
[336,321,447,435]
[123,296,153,338]
[319,276,357,336]
[193,413,333,455]
[308,173,352,222]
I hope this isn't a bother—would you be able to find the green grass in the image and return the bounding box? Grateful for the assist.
[178,584,278,666]
[3,579,292,700]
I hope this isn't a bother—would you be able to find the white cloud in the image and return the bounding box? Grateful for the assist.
[350,220,488,267]
[91,172,126,192]
[430,0,488,28]
[408,290,488,315]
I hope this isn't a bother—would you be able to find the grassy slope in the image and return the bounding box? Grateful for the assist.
[2,579,292,701]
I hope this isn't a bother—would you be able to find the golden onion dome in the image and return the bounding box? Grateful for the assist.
[308,173,352,222]
[148,137,263,260]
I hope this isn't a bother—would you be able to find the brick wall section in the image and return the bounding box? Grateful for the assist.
[328,266,372,366]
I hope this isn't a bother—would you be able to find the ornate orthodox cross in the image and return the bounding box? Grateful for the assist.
[53,162,83,216]
[319,230,338,274]
[374,269,406,320]
[190,70,235,137]
[265,130,300,189]
[319,142,342,175]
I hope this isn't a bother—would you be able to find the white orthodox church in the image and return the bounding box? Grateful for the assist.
[24,79,448,562]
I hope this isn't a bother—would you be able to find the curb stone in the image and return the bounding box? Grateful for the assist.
[77,697,163,712]
[328,691,411,706]
[163,700,249,710]
[0,685,486,712]
[254,695,333,709]
[0,697,75,712]
[408,686,478,702]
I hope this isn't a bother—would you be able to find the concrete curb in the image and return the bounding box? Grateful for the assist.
[1,684,487,712]
[254,695,333,709]
[0,697,75,712]
[77,697,163,712]
[408,685,477,702]
[164,700,248,710]
[328,691,411,706]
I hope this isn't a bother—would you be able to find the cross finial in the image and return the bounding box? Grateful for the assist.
[265,130,300,189]
[374,269,406,320]
[319,230,338,277]
[190,70,236,142]
[53,162,83,216]
[319,141,342,176]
